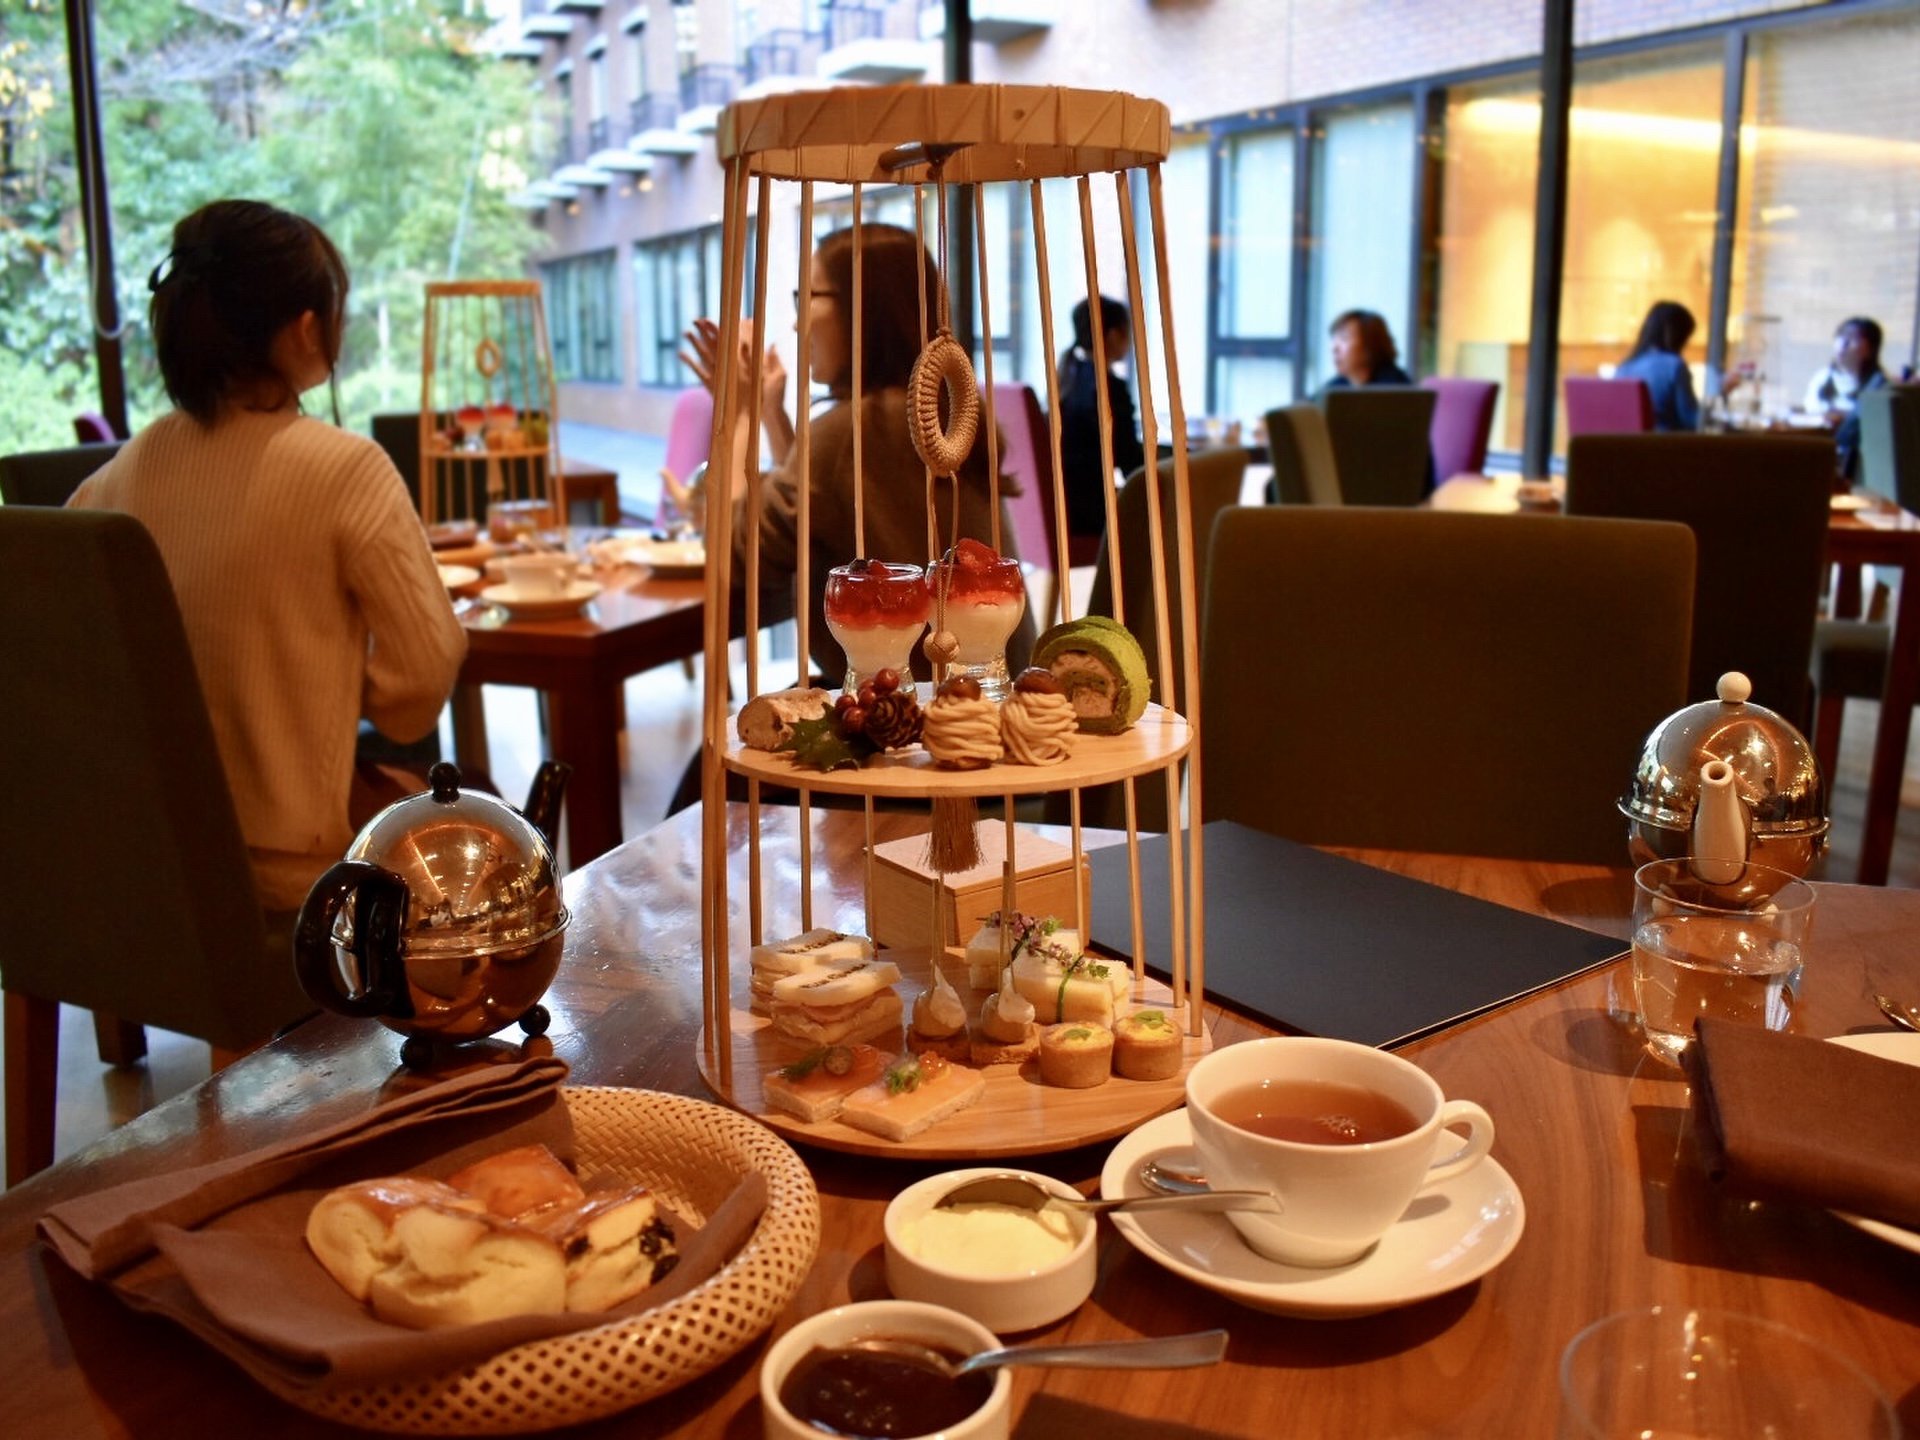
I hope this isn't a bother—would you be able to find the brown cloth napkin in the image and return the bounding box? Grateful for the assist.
[37,1057,771,1393]
[1686,1018,1920,1232]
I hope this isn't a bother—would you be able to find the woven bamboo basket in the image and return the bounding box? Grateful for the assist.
[266,1088,820,1434]
[695,84,1212,1142]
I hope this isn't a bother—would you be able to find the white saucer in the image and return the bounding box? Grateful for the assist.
[1099,1108,1525,1319]
[479,579,601,620]
[626,539,706,579]
[437,563,481,589]
[1826,1032,1920,1255]
[1830,494,1870,513]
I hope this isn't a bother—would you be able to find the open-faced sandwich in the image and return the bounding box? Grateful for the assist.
[839,1052,986,1142]
[762,1043,890,1123]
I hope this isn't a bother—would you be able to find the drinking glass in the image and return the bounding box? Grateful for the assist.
[823,561,930,695]
[1628,859,1815,1066]
[1558,1306,1897,1438]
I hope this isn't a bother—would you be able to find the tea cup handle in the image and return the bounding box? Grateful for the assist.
[1422,1100,1495,1188]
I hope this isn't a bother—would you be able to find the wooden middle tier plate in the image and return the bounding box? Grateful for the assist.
[702,943,1210,1159]
[724,701,1192,798]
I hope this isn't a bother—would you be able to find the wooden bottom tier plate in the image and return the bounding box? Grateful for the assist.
[698,945,1210,1159]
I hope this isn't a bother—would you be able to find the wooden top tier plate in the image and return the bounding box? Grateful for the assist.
[702,944,1209,1160]
[724,702,1191,798]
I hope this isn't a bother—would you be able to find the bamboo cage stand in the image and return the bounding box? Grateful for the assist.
[698,84,1210,1157]
[417,280,565,527]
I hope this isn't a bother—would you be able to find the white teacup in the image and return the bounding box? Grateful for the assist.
[1185,1036,1495,1267]
[499,553,574,598]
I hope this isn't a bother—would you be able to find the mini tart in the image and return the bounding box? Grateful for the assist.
[1037,1023,1113,1089]
[1112,1008,1183,1081]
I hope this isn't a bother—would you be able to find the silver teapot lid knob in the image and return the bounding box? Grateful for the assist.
[1716,671,1752,705]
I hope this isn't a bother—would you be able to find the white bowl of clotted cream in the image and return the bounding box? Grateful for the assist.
[883,1167,1097,1333]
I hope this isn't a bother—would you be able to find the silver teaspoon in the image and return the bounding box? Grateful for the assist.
[934,1170,1280,1218]
[839,1328,1229,1380]
[1875,993,1920,1034]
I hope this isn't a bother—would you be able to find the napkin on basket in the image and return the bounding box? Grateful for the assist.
[37,1057,769,1392]
[1686,1018,1920,1232]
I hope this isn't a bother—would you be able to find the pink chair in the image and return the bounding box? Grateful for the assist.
[654,386,714,530]
[992,382,1069,623]
[1421,378,1498,481]
[1564,377,1654,437]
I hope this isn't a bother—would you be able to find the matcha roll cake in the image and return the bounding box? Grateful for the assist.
[1033,617,1151,734]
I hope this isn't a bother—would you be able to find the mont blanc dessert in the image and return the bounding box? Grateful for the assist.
[922,674,1002,768]
[1000,667,1076,765]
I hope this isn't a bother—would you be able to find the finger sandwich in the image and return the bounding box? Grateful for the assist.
[749,928,875,1011]
[839,1052,987,1142]
[1011,949,1128,1026]
[769,956,903,1048]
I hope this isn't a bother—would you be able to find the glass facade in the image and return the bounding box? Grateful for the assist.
[544,250,620,383]
[633,227,727,386]
[1306,101,1416,395]
[1213,125,1295,427]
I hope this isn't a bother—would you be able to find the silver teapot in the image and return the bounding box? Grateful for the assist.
[1618,672,1828,881]
[294,761,570,1069]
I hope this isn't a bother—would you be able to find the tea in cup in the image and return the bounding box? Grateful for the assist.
[1185,1036,1495,1267]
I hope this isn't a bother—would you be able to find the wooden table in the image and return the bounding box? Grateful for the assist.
[555,458,622,528]
[455,562,705,867]
[3,806,1917,1437]
[1432,475,1920,886]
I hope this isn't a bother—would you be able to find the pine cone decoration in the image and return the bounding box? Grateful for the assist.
[864,690,924,750]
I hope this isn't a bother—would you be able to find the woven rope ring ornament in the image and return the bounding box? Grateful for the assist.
[908,329,981,477]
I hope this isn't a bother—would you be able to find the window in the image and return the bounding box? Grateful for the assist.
[588,47,608,149]
[630,25,648,101]
[544,251,620,383]
[674,0,699,77]
[553,67,574,164]
[1737,8,1920,409]
[1305,101,1416,394]
[633,226,757,386]
[1213,125,1295,428]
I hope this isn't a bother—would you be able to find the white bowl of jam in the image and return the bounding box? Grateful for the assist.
[883,1167,1096,1334]
[760,1299,1011,1440]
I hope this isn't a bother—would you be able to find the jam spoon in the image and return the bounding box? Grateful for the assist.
[933,1170,1280,1217]
[1875,993,1920,1033]
[839,1327,1229,1379]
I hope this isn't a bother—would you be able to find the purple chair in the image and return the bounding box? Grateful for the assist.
[1421,378,1498,481]
[1564,377,1654,437]
[72,412,116,445]
[993,382,1069,625]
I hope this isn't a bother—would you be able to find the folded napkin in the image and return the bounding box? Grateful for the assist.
[38,1057,770,1393]
[1686,1019,1920,1232]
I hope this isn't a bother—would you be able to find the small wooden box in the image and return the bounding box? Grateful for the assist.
[869,826,1092,957]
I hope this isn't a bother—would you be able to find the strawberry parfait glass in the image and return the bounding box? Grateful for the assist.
[929,538,1027,701]
[824,559,931,695]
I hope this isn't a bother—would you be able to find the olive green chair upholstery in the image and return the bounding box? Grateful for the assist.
[1565,433,1833,726]
[1320,386,1439,506]
[1262,404,1342,506]
[1072,446,1252,831]
[0,440,124,507]
[0,508,312,1185]
[1201,508,1695,864]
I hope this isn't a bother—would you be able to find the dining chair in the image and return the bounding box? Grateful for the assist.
[370,411,426,506]
[71,411,117,445]
[1261,404,1342,506]
[1320,387,1439,506]
[1811,386,1920,781]
[0,440,124,507]
[0,508,313,1185]
[1564,377,1655,437]
[1422,377,1499,482]
[992,381,1069,626]
[1565,433,1833,726]
[1201,508,1695,864]
[655,385,715,530]
[1072,446,1251,831]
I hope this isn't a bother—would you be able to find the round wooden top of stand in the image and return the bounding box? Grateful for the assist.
[716,83,1172,183]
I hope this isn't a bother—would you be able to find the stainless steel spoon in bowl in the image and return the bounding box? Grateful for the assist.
[933,1171,1280,1217]
[840,1328,1229,1380]
[1875,993,1920,1033]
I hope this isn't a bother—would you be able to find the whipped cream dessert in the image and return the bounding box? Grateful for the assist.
[901,1201,1080,1272]
[823,559,930,689]
[931,538,1025,698]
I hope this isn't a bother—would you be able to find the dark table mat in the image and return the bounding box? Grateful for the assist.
[1088,822,1624,1047]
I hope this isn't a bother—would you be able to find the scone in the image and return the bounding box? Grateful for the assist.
[1036,1022,1114,1089]
[1113,1008,1183,1081]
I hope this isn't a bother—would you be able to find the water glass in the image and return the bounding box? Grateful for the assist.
[1628,859,1815,1066]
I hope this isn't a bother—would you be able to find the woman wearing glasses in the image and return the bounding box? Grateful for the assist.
[683,223,1030,685]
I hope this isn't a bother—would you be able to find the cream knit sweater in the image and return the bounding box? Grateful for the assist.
[70,408,467,909]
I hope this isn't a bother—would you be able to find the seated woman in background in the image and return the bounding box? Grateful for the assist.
[683,222,1032,686]
[1805,316,1887,480]
[1057,294,1145,544]
[69,199,466,913]
[1614,300,1701,432]
[1320,309,1413,391]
